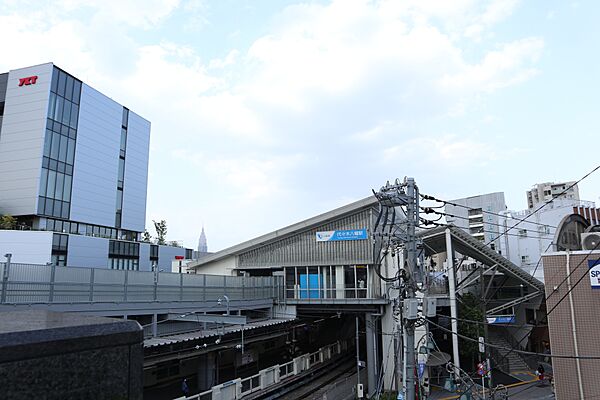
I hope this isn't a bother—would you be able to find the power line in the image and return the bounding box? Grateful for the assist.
[425,318,600,360]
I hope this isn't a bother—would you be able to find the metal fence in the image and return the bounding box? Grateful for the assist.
[0,262,283,304]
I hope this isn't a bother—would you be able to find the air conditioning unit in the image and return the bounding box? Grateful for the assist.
[581,233,600,250]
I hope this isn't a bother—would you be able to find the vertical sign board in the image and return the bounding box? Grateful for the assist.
[589,260,600,289]
[316,229,368,242]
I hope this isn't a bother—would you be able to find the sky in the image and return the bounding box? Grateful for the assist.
[1,0,599,251]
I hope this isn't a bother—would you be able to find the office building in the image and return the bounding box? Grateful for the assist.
[0,62,190,270]
[527,181,579,210]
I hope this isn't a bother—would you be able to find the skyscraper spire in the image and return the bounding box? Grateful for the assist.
[198,226,208,253]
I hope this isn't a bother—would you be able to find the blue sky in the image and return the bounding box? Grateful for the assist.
[1,0,598,251]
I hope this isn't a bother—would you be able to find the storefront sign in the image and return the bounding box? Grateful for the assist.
[589,259,600,289]
[18,76,38,86]
[316,229,367,242]
[486,315,515,324]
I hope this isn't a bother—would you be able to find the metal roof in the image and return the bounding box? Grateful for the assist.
[144,318,295,348]
[189,196,379,269]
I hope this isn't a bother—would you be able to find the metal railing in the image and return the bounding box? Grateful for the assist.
[0,262,283,305]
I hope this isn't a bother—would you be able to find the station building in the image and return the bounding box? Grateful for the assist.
[0,63,190,271]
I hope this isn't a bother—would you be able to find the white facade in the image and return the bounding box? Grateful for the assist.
[498,198,595,282]
[526,181,579,210]
[0,63,53,216]
[0,231,53,264]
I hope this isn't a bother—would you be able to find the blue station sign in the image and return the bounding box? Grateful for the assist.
[589,260,600,289]
[316,229,368,242]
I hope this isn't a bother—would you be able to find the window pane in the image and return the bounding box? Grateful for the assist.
[116,189,123,209]
[54,96,64,121]
[43,129,52,157]
[39,168,48,196]
[58,134,68,162]
[50,132,60,160]
[122,108,129,127]
[66,138,75,165]
[120,128,127,150]
[62,100,71,125]
[57,71,67,97]
[72,81,81,104]
[61,202,69,219]
[39,197,46,215]
[118,158,125,181]
[53,201,62,217]
[65,77,74,102]
[57,161,66,174]
[47,93,56,119]
[49,159,58,171]
[63,175,72,202]
[47,170,56,199]
[70,103,79,128]
[51,70,59,93]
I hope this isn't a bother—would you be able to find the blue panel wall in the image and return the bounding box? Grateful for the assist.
[121,111,150,233]
[69,84,121,227]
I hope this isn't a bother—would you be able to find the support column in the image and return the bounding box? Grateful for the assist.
[366,313,379,397]
[445,228,460,379]
[335,266,345,299]
[152,313,158,338]
[198,353,217,391]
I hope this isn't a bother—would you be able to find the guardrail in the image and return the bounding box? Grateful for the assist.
[0,262,283,304]
[176,340,347,400]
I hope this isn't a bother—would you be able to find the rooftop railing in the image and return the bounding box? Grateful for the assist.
[0,262,283,305]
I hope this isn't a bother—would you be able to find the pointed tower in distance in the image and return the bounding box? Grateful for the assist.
[198,226,208,253]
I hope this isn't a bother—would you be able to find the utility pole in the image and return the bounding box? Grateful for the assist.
[373,178,421,400]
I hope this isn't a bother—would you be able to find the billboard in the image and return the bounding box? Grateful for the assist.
[316,229,367,242]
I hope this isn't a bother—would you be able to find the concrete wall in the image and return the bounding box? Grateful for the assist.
[69,83,121,227]
[0,230,52,264]
[67,234,109,268]
[121,111,149,233]
[0,63,53,216]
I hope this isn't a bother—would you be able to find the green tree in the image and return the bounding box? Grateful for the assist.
[153,220,167,245]
[458,292,484,370]
[142,229,152,242]
[0,215,17,230]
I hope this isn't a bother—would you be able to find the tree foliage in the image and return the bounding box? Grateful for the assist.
[142,229,152,242]
[0,215,17,230]
[458,292,484,369]
[153,220,167,245]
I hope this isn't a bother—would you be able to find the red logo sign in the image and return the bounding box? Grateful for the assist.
[18,76,38,86]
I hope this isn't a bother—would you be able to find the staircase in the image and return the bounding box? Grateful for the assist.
[487,332,529,374]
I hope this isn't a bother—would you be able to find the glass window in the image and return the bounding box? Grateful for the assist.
[50,132,61,159]
[58,135,68,162]
[47,93,56,119]
[39,168,48,196]
[57,161,66,174]
[65,164,73,175]
[54,94,64,121]
[65,77,74,102]
[122,108,129,128]
[68,127,76,139]
[120,128,127,150]
[72,81,81,104]
[60,123,69,136]
[51,70,59,93]
[42,157,50,169]
[63,175,72,202]
[54,173,64,200]
[47,170,57,199]
[43,129,52,157]
[49,159,58,171]
[62,100,71,125]
[61,202,69,219]
[57,71,67,97]
[38,197,46,216]
[118,158,125,181]
[53,200,62,218]
[116,188,123,209]
[66,137,75,165]
[69,103,78,128]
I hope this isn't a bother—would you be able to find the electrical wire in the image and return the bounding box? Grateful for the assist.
[425,317,600,360]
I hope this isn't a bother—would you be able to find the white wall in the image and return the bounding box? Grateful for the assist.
[69,83,121,227]
[121,111,150,232]
[67,234,109,268]
[194,256,238,276]
[0,63,53,216]
[0,230,52,264]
